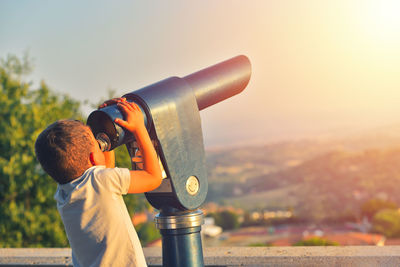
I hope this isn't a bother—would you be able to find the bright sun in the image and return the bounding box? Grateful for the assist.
[362,0,400,42]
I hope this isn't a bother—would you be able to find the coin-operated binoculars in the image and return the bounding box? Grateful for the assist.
[87,55,251,267]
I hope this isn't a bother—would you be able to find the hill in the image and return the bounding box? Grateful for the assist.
[205,126,400,221]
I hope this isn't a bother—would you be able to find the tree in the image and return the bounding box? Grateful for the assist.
[361,198,398,219]
[210,210,240,230]
[136,222,161,246]
[0,54,83,247]
[0,55,151,247]
[372,209,400,238]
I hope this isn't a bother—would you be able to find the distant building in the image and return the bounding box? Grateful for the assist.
[250,210,293,221]
[202,217,223,237]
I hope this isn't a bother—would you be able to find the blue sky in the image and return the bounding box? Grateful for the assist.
[2,1,400,147]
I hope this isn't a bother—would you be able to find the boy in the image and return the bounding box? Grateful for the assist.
[35,99,162,266]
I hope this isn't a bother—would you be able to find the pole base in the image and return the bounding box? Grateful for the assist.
[155,210,204,267]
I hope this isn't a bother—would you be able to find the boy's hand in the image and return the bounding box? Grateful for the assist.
[114,101,145,134]
[98,97,126,109]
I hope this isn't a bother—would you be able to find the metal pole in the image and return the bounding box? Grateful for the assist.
[155,210,204,267]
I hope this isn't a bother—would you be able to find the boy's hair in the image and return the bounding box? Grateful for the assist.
[35,119,94,184]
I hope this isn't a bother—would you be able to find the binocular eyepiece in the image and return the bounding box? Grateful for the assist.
[96,132,112,152]
[88,100,150,151]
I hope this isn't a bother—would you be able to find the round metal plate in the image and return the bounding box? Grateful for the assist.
[186,176,199,196]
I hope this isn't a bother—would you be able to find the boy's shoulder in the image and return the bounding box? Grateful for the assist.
[55,166,131,204]
[92,166,129,178]
[75,165,127,185]
[90,166,131,194]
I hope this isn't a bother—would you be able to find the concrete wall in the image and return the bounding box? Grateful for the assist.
[2,247,400,266]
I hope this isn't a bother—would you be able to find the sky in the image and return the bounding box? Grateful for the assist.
[1,0,400,147]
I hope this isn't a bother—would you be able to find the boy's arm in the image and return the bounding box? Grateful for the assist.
[114,100,162,193]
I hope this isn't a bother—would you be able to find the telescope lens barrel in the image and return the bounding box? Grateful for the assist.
[87,55,251,151]
[183,55,251,110]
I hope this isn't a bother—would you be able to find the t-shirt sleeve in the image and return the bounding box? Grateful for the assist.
[94,167,131,195]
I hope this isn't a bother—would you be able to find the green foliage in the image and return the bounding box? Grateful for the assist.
[0,54,83,247]
[361,198,398,219]
[293,237,339,246]
[136,222,161,246]
[0,54,152,247]
[209,210,240,230]
[372,209,400,238]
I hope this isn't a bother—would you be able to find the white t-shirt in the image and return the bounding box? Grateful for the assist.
[54,166,147,267]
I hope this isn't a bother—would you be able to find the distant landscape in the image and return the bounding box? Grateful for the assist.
[4,53,400,248]
[204,124,400,222]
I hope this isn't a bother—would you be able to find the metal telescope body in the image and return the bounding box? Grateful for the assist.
[88,55,251,212]
[87,55,251,266]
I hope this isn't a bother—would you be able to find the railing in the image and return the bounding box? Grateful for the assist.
[2,247,400,266]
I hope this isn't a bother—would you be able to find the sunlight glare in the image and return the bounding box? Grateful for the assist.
[363,0,400,43]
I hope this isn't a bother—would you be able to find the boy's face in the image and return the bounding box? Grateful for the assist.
[86,127,106,166]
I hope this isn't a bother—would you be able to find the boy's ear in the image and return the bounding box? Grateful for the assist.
[89,152,97,166]
[90,150,106,166]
